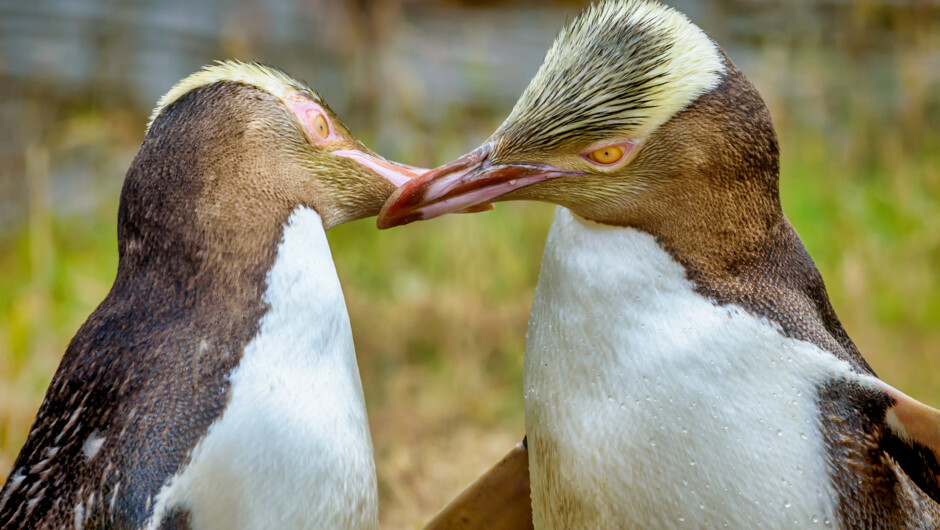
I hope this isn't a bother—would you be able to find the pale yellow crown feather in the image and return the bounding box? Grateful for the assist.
[147,60,318,131]
[495,0,724,152]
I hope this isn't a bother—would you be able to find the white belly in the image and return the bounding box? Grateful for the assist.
[524,207,854,529]
[147,207,377,530]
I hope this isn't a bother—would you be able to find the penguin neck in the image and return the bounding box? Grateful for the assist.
[145,205,377,529]
[639,200,866,371]
[115,83,305,307]
[573,60,865,369]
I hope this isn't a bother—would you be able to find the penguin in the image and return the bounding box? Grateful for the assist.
[0,61,425,529]
[377,1,940,528]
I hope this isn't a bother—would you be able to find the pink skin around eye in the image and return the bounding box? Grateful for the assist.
[287,97,342,145]
[580,141,638,167]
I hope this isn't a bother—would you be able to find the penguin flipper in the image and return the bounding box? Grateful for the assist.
[874,380,940,504]
[422,441,533,530]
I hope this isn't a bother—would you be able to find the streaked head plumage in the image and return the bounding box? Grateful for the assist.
[495,0,724,156]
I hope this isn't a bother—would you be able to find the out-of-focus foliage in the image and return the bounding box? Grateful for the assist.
[1,1,938,527]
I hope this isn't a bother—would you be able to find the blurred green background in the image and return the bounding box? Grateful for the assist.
[0,0,938,527]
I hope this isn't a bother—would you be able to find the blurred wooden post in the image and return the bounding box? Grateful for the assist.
[422,443,534,530]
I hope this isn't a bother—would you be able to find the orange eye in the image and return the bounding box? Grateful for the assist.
[312,113,329,139]
[587,145,626,165]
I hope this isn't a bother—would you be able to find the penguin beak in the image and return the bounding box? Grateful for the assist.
[377,143,583,229]
[328,149,495,215]
[330,149,426,188]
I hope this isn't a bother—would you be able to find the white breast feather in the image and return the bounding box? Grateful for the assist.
[145,207,377,530]
[524,207,862,529]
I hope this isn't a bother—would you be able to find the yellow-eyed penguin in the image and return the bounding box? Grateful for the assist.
[0,61,425,529]
[378,1,940,528]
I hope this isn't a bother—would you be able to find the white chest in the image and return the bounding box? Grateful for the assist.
[147,207,376,530]
[523,208,853,529]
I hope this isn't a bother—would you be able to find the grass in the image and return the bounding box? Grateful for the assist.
[0,117,938,527]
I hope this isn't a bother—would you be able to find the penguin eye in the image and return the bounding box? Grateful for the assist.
[586,145,625,165]
[312,113,330,139]
[287,96,338,144]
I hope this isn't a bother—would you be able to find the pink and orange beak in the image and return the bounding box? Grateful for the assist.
[330,149,494,214]
[377,143,584,229]
[331,149,428,188]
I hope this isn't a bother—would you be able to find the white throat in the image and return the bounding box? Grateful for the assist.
[524,207,856,529]
[147,207,377,530]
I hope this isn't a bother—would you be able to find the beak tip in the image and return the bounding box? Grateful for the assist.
[375,216,396,230]
[375,208,395,229]
[376,203,415,229]
[377,214,416,230]
[378,181,429,229]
